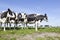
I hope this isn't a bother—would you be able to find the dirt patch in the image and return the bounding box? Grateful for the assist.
[17,32,60,40]
[0,32,60,40]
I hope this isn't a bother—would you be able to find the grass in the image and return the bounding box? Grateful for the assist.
[0,29,35,35]
[36,37,60,40]
[0,37,16,40]
[0,38,7,40]
[38,27,60,33]
[0,27,60,40]
[0,27,60,35]
[10,38,16,40]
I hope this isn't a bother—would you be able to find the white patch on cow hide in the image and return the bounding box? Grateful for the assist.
[7,12,15,18]
[11,12,15,18]
[15,13,18,19]
[10,20,15,23]
[0,18,6,23]
[21,13,26,18]
[7,12,12,17]
[24,18,27,23]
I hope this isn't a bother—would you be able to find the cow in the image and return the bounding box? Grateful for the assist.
[8,12,16,28]
[0,9,12,31]
[0,12,7,31]
[0,8,16,31]
[25,13,48,31]
[17,12,27,29]
[6,9,16,29]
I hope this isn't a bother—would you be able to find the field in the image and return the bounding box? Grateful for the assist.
[0,27,60,40]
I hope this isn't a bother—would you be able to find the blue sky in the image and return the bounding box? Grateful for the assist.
[0,0,60,26]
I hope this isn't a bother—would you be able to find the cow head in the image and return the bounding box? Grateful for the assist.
[19,13,27,19]
[44,13,48,22]
[8,8,12,15]
[21,13,27,19]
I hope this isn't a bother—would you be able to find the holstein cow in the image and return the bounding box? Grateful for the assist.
[35,13,48,31]
[9,12,16,27]
[0,12,7,31]
[6,9,16,29]
[0,9,11,31]
[26,13,48,31]
[0,8,16,31]
[17,13,27,29]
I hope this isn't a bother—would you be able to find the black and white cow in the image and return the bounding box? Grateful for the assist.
[25,13,48,31]
[0,8,16,31]
[17,12,27,29]
[0,8,13,31]
[6,9,16,28]
[8,12,16,28]
[0,12,7,31]
[35,13,48,31]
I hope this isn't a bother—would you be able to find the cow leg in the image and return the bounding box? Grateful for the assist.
[22,23,24,29]
[3,23,6,31]
[14,23,16,30]
[6,23,8,27]
[0,22,2,30]
[26,23,28,29]
[24,23,26,29]
[0,22,1,26]
[15,23,17,27]
[35,21,38,31]
[9,23,11,29]
[0,22,2,27]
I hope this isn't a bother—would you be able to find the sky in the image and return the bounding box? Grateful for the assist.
[0,0,60,26]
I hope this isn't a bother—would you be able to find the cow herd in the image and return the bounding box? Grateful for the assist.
[0,8,48,31]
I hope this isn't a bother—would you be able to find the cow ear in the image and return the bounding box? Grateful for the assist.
[24,13,27,17]
[19,13,21,15]
[8,8,11,11]
[45,13,47,15]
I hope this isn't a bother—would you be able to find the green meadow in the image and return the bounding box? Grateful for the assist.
[0,27,60,40]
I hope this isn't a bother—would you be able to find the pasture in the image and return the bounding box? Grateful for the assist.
[0,27,60,40]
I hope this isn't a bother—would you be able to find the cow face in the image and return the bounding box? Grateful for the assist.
[18,13,27,22]
[8,8,12,15]
[21,13,27,19]
[7,12,15,18]
[44,14,48,22]
[18,13,22,18]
